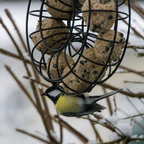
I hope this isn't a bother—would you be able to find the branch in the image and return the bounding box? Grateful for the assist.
[0,48,44,69]
[119,65,144,77]
[5,9,28,52]
[103,87,113,116]
[16,129,50,144]
[119,14,144,40]
[53,115,88,143]
[23,76,48,88]
[87,115,103,143]
[100,83,144,98]
[5,65,36,108]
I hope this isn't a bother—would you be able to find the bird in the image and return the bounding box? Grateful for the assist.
[42,86,122,117]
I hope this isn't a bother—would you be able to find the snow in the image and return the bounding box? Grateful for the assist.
[129,87,144,94]
[116,68,125,73]
[139,135,144,138]
[50,130,60,143]
[109,132,121,141]
[115,122,132,136]
[131,134,138,138]
[107,115,132,141]
[106,115,121,124]
[87,140,97,144]
[137,49,144,54]
[37,84,42,90]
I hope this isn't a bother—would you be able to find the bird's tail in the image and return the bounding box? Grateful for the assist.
[91,88,122,104]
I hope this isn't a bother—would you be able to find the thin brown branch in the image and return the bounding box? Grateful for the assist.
[5,65,36,108]
[124,81,144,84]
[29,68,57,143]
[23,76,48,88]
[57,115,63,144]
[97,138,125,144]
[119,65,144,77]
[2,12,57,143]
[87,115,103,143]
[119,14,144,40]
[128,0,144,19]
[138,53,144,57]
[5,9,28,52]
[100,83,144,98]
[130,137,144,141]
[103,87,113,116]
[113,95,117,115]
[0,17,33,79]
[31,65,54,132]
[16,129,50,144]
[83,115,115,132]
[0,48,44,69]
[127,97,144,121]
[123,113,144,120]
[127,44,144,50]
[118,108,144,130]
[53,115,88,143]
[0,48,22,60]
[2,11,53,139]
[0,17,23,56]
[105,119,126,137]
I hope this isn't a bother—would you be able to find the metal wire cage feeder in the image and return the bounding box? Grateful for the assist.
[26,0,131,94]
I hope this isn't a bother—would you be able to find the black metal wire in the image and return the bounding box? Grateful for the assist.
[26,0,131,94]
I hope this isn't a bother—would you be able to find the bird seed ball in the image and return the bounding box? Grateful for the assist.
[62,64,86,93]
[30,18,69,55]
[79,0,86,5]
[94,30,125,62]
[45,0,86,19]
[62,48,107,93]
[82,0,116,33]
[45,0,72,19]
[47,51,74,79]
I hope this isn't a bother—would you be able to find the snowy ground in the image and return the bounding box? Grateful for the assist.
[0,1,144,144]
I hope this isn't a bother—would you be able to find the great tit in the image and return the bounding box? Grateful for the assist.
[42,87,122,117]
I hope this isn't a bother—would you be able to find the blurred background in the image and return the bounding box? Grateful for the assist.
[0,0,144,144]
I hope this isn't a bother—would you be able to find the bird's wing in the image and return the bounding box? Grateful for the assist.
[61,103,106,117]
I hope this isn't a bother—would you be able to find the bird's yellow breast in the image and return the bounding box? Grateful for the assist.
[55,95,83,114]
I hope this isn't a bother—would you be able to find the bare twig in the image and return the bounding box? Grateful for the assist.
[87,115,103,143]
[113,95,117,115]
[0,48,44,69]
[103,88,113,116]
[119,65,144,77]
[23,76,48,88]
[127,0,144,19]
[32,66,54,132]
[118,108,144,130]
[97,138,124,144]
[5,9,28,52]
[53,115,88,143]
[123,113,144,120]
[127,97,144,121]
[100,83,144,98]
[16,129,50,144]
[124,81,144,84]
[1,13,57,143]
[81,115,115,132]
[119,14,144,40]
[105,119,126,137]
[5,65,36,108]
[57,115,63,144]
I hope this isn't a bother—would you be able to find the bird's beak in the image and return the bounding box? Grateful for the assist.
[41,92,46,96]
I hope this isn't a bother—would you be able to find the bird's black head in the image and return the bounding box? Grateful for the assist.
[41,86,61,104]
